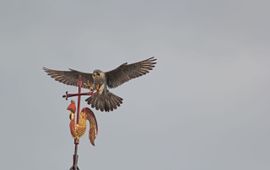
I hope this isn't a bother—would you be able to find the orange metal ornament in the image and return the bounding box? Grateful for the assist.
[67,101,98,145]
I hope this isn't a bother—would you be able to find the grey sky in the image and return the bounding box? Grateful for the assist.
[0,0,270,169]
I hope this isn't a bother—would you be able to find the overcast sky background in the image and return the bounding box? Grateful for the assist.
[0,0,270,170]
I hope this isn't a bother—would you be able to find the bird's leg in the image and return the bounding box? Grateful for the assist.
[89,85,94,92]
[87,80,94,92]
[89,83,96,93]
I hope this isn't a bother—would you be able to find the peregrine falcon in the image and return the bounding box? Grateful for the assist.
[43,57,157,112]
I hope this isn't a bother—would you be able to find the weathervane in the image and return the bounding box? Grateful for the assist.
[63,78,98,170]
[43,57,157,169]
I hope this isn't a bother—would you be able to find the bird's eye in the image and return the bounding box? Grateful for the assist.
[96,72,100,76]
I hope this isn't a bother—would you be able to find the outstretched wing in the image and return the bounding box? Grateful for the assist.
[43,67,93,89]
[105,57,157,88]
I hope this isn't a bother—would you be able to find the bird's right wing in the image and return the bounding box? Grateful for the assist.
[43,67,93,89]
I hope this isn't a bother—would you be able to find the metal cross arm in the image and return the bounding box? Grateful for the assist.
[63,91,95,100]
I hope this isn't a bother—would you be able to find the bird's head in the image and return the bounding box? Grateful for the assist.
[92,69,105,79]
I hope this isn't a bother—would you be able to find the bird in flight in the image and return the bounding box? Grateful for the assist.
[43,57,157,112]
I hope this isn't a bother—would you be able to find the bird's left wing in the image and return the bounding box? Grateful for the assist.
[43,67,93,89]
[105,57,157,88]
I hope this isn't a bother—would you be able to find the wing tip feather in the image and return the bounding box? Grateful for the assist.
[43,67,49,73]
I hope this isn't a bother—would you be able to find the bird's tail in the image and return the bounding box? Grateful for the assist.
[85,91,123,112]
